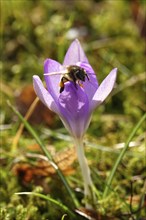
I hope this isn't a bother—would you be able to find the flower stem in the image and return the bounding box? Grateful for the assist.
[74,138,95,209]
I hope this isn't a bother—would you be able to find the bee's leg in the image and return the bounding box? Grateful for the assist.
[59,77,69,93]
[85,73,90,81]
[78,81,83,88]
[73,78,78,89]
[59,84,64,93]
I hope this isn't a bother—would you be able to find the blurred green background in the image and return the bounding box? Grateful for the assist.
[1,0,146,219]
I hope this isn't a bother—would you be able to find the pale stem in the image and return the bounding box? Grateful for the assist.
[74,138,95,209]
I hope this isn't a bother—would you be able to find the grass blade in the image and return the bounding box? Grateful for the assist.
[16,192,76,217]
[103,113,146,198]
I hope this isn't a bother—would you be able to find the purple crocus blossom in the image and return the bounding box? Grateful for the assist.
[33,39,117,139]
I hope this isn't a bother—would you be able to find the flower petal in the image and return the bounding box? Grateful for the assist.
[33,75,59,114]
[91,68,117,110]
[44,59,63,101]
[63,39,89,66]
[58,82,90,138]
[44,58,62,73]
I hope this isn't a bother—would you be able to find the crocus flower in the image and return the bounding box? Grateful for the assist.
[33,39,117,208]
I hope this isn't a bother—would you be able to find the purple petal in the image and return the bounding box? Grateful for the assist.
[91,68,117,110]
[58,82,90,138]
[44,59,63,101]
[33,75,59,114]
[63,39,89,66]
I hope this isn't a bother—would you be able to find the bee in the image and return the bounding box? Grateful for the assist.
[44,65,90,93]
[59,65,89,93]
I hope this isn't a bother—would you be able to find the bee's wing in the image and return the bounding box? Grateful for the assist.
[44,70,68,76]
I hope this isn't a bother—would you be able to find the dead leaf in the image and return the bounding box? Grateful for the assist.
[12,147,77,184]
[16,85,56,126]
